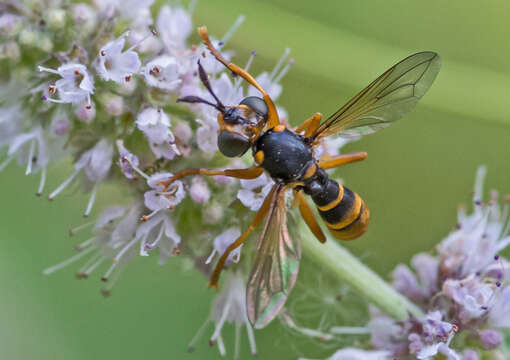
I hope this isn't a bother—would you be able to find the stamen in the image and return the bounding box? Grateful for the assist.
[146,224,165,250]
[36,166,47,196]
[329,326,370,335]
[0,156,14,171]
[48,169,79,200]
[221,15,246,45]
[101,262,117,282]
[273,59,293,84]
[83,255,106,277]
[37,65,60,75]
[43,246,95,275]
[269,48,291,81]
[188,0,197,14]
[101,266,122,296]
[234,324,241,360]
[211,297,232,342]
[245,323,257,356]
[234,51,256,90]
[216,334,226,356]
[141,209,159,222]
[83,182,99,217]
[473,165,487,205]
[25,139,36,175]
[205,249,217,264]
[112,237,138,264]
[75,236,97,251]
[188,319,210,352]
[77,252,102,277]
[126,30,157,53]
[69,221,94,237]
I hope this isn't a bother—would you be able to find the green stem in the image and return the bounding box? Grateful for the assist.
[299,222,424,320]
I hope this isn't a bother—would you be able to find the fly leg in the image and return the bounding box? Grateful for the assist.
[295,112,322,137]
[208,185,277,289]
[294,190,326,243]
[198,26,280,128]
[318,152,367,169]
[158,167,263,191]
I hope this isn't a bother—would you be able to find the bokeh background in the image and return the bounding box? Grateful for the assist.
[1,0,510,359]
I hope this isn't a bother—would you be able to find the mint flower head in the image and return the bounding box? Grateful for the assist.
[3,2,508,360]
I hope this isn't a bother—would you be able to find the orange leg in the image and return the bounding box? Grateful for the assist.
[209,185,277,288]
[295,112,322,137]
[294,190,326,243]
[198,26,280,129]
[159,167,263,190]
[318,152,367,170]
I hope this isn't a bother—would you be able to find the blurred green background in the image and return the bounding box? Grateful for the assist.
[2,0,510,359]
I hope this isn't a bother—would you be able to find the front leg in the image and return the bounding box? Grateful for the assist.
[198,26,280,129]
[158,166,263,190]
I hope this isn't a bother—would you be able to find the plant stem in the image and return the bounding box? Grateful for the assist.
[299,222,424,320]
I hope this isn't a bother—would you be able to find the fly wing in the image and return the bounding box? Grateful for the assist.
[246,186,301,329]
[311,52,440,142]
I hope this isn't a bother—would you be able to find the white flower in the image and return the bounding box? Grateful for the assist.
[206,227,242,266]
[189,177,210,204]
[75,101,96,123]
[143,172,186,214]
[156,5,192,53]
[196,114,219,154]
[488,285,510,328]
[136,211,180,263]
[38,63,94,104]
[237,173,274,211]
[188,272,257,358]
[116,140,139,180]
[96,33,141,84]
[136,108,180,159]
[93,0,154,20]
[48,139,113,217]
[143,56,181,90]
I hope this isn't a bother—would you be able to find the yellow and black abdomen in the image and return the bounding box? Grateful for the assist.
[311,179,370,241]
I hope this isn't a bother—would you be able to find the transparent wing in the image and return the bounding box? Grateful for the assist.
[312,52,440,142]
[246,185,301,329]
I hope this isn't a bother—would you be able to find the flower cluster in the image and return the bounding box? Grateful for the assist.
[293,167,510,359]
[0,1,304,357]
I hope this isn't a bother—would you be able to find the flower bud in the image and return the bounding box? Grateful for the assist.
[190,177,210,204]
[75,102,96,123]
[479,329,502,350]
[45,9,66,29]
[105,94,124,116]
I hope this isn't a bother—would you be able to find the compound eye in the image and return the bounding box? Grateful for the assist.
[218,130,251,157]
[240,96,268,119]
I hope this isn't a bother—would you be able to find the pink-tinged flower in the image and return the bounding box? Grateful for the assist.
[48,139,113,217]
[188,272,257,358]
[392,253,439,303]
[136,211,180,263]
[443,276,495,323]
[237,173,274,211]
[488,285,510,328]
[105,94,124,116]
[190,177,210,204]
[136,108,180,159]
[156,5,192,53]
[439,166,510,278]
[75,101,96,123]
[478,329,502,350]
[206,227,242,266]
[116,140,139,180]
[96,33,141,84]
[51,115,70,136]
[143,172,186,215]
[143,56,181,91]
[38,63,94,104]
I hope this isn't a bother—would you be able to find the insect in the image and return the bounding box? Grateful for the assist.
[161,26,441,328]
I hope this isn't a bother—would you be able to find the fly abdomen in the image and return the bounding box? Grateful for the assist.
[311,179,370,241]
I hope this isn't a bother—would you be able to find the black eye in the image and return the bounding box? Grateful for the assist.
[217,130,251,157]
[240,96,268,119]
[223,108,244,125]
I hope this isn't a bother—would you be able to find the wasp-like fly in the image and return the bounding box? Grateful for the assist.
[161,26,440,328]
